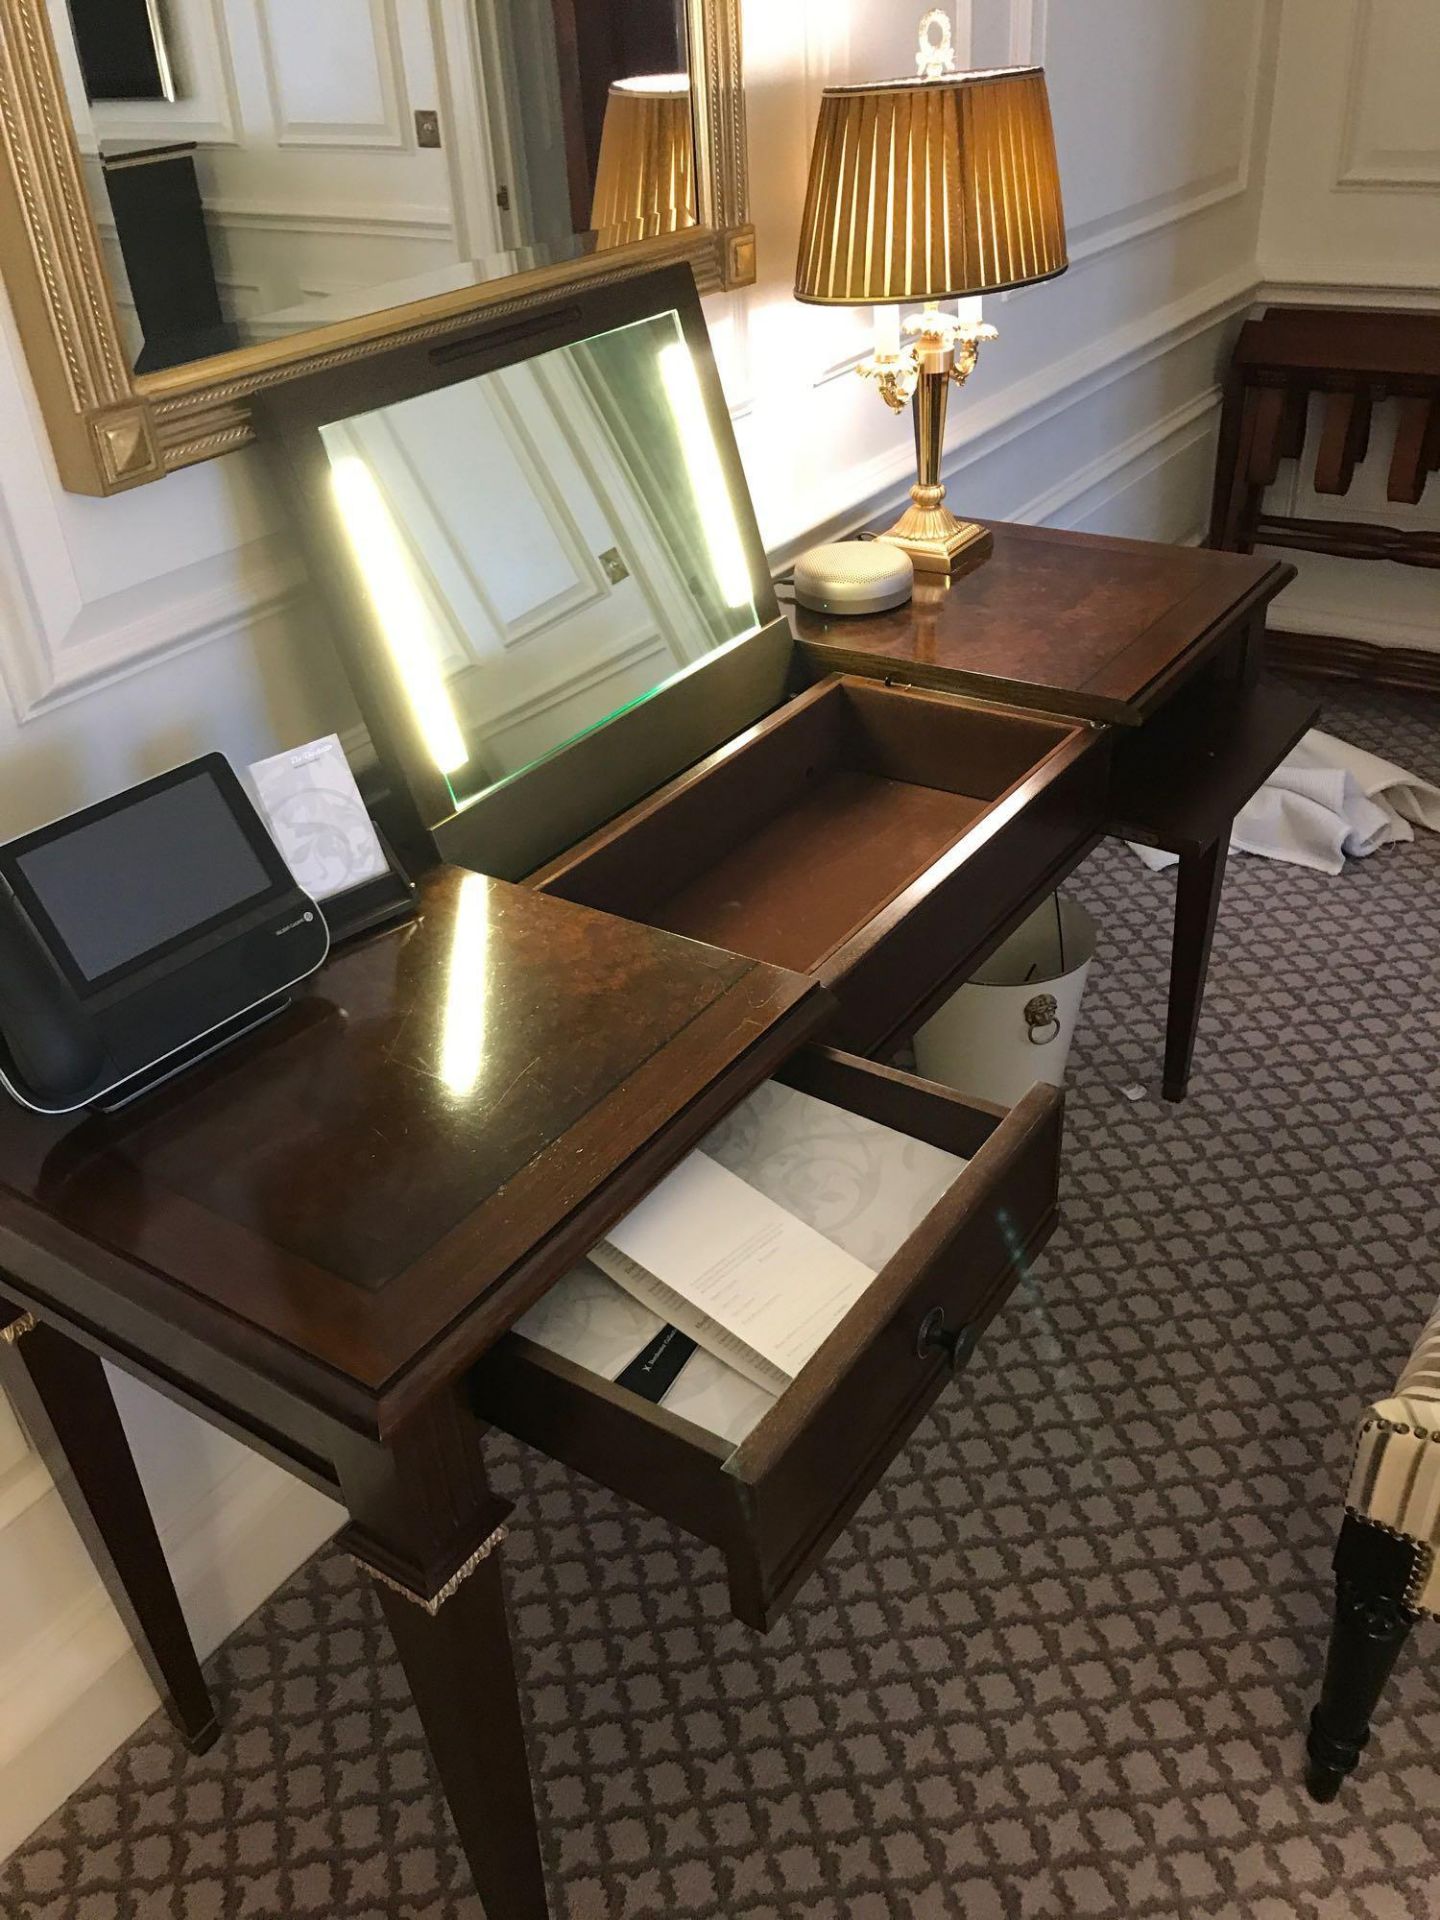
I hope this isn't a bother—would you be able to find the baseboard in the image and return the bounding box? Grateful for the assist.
[1265,629,1440,696]
[0,1456,341,1863]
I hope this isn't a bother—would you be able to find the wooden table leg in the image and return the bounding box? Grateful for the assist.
[0,1295,221,1752]
[1163,832,1231,1103]
[335,1392,549,1920]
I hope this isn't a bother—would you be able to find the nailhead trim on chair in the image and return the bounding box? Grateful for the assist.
[1342,1504,1439,1617]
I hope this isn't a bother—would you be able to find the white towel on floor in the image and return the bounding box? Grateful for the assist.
[1132,728,1440,876]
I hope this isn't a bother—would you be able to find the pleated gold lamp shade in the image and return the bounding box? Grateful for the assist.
[591,75,696,250]
[794,57,1067,575]
[795,66,1067,306]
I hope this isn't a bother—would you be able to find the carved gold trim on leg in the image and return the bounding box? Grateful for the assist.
[1,1311,37,1345]
[353,1523,509,1617]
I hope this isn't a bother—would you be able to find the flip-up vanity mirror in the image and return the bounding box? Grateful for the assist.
[264,262,1098,1628]
[264,265,1108,1029]
[0,0,751,492]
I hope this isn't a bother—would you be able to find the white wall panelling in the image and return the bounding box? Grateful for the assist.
[1336,0,1440,189]
[1007,0,1047,66]
[1260,0,1440,290]
[73,0,458,334]
[256,0,409,148]
[1258,0,1440,649]
[1044,0,1269,266]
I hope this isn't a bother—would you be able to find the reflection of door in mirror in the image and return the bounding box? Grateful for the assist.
[44,0,693,376]
[316,307,763,814]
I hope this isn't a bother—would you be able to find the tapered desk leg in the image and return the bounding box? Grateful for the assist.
[0,1295,220,1752]
[1163,832,1231,1103]
[336,1394,549,1920]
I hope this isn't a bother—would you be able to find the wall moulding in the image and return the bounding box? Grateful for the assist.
[1063,0,1273,266]
[1258,275,1440,315]
[0,503,306,724]
[1335,0,1440,191]
[256,0,409,152]
[1007,0,1049,67]
[0,0,757,496]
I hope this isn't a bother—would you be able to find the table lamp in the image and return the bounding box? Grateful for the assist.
[794,11,1067,573]
[591,75,695,250]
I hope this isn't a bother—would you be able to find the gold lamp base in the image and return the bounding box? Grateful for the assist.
[876,492,992,575]
[861,305,999,577]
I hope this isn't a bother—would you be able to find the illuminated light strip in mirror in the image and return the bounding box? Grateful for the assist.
[658,340,754,611]
[439,872,489,1097]
[328,457,469,777]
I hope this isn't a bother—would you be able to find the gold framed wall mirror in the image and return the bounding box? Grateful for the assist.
[0,0,754,495]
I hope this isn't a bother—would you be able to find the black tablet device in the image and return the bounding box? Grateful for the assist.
[0,753,329,1113]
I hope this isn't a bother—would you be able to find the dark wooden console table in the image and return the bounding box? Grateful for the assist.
[0,524,1309,1918]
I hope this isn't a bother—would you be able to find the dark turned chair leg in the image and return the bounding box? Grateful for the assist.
[1305,1515,1422,1803]
[1163,832,1230,1102]
[0,1296,221,1752]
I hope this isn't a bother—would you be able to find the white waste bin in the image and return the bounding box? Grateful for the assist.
[913,894,1097,1107]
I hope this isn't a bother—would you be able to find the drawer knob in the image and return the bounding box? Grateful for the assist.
[916,1307,976,1374]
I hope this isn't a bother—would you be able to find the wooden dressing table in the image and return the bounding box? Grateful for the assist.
[0,267,1314,1917]
[0,524,1310,1918]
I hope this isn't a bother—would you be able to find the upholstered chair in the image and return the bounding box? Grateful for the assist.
[1306,1302,1440,1800]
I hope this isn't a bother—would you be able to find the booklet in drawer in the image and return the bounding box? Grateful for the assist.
[473,1047,1062,1631]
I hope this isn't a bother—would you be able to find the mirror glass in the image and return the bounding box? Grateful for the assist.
[317,306,765,814]
[45,0,695,374]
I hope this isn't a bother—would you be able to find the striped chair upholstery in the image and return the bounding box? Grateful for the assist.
[1346,1301,1440,1617]
[1306,1299,1440,1801]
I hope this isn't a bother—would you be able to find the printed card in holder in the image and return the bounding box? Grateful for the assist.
[591,1151,876,1391]
[248,735,416,944]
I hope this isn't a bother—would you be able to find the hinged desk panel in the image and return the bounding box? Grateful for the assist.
[792,521,1292,725]
[0,869,828,1430]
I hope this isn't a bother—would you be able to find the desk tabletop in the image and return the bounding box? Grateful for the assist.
[793,521,1291,725]
[0,869,824,1433]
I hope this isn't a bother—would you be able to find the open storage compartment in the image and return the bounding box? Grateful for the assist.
[471,1045,1062,1631]
[531,676,1108,1051]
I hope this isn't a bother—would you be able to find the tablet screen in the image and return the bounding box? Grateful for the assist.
[16,771,273,982]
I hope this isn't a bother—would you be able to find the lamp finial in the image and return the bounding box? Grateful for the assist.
[916,10,956,79]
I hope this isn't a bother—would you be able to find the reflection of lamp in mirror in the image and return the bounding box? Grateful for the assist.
[794,13,1067,574]
[591,75,695,249]
[327,457,469,778]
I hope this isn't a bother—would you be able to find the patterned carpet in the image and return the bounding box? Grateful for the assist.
[4,682,1439,1920]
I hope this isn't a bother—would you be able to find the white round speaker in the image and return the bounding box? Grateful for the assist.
[793,541,914,616]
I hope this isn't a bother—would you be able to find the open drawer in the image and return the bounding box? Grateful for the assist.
[530,675,1108,1054]
[471,1045,1062,1631]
